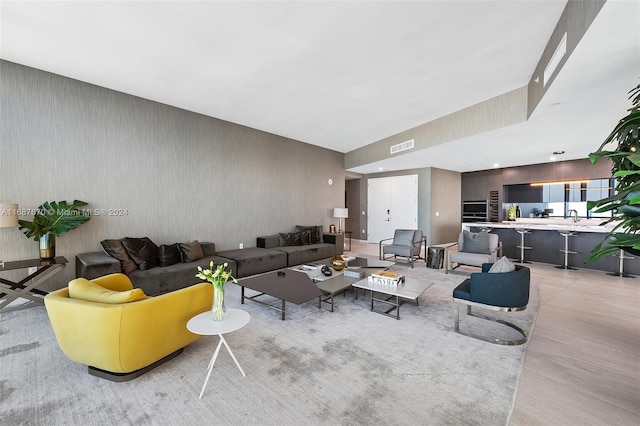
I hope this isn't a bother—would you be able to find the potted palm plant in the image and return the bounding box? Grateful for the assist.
[18,200,91,259]
[588,82,640,262]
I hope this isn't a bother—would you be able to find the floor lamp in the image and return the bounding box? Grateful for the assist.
[333,208,348,234]
[0,203,19,268]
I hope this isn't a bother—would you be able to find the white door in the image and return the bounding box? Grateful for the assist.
[367,178,392,243]
[367,175,418,243]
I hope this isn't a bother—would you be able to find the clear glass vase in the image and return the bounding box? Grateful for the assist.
[211,283,226,321]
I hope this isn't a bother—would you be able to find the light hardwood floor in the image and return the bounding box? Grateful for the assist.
[349,239,640,426]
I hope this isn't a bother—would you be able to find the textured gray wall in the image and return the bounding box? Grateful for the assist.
[345,87,527,169]
[429,168,462,245]
[0,60,345,289]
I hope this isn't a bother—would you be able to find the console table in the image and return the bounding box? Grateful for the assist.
[0,256,68,310]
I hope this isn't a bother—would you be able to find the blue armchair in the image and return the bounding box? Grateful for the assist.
[452,263,530,345]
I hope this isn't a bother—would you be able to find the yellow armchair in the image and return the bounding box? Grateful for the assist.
[44,273,213,381]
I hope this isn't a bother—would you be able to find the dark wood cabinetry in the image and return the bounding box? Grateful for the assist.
[462,159,613,216]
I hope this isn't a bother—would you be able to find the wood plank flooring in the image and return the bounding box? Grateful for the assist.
[349,239,640,426]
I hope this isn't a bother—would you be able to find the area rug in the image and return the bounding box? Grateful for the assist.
[0,259,539,425]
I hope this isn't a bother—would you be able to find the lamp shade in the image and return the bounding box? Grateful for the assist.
[333,208,348,219]
[0,203,18,228]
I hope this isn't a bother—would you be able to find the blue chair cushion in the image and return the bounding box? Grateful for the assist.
[452,279,471,301]
[453,263,530,308]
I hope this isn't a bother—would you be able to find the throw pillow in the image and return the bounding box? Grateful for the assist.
[295,225,324,244]
[68,278,147,304]
[462,230,490,254]
[122,237,159,270]
[296,225,318,244]
[488,256,516,273]
[100,239,139,274]
[300,229,312,245]
[158,243,181,267]
[177,240,205,263]
[279,232,305,246]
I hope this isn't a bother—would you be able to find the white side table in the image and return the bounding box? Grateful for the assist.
[187,309,250,399]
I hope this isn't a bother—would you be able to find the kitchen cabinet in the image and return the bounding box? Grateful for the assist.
[505,184,542,203]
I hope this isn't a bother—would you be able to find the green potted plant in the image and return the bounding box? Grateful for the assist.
[588,82,640,262]
[18,200,91,259]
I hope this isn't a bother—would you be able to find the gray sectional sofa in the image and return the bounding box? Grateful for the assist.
[76,226,340,296]
[76,241,238,296]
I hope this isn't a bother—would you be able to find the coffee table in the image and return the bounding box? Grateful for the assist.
[239,270,321,320]
[293,257,395,312]
[239,257,396,319]
[352,277,433,320]
[187,309,250,399]
[315,274,362,312]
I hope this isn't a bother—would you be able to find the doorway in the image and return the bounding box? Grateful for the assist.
[367,175,418,243]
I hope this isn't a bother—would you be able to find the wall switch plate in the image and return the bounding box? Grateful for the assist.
[239,243,243,249]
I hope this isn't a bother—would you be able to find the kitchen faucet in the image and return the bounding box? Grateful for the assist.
[567,209,579,222]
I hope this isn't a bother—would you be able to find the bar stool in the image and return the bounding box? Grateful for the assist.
[608,248,636,278]
[556,231,577,270]
[514,228,532,264]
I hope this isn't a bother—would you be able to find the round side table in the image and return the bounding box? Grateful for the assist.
[187,309,251,399]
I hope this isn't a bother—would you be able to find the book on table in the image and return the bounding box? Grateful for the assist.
[369,270,405,286]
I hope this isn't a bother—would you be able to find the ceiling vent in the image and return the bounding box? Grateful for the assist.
[390,139,414,154]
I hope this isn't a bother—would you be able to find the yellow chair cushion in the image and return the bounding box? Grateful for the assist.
[68,278,147,304]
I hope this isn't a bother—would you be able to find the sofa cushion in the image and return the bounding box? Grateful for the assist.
[274,243,336,267]
[488,256,516,273]
[158,243,181,267]
[68,278,147,304]
[128,255,237,295]
[178,240,205,262]
[217,247,287,278]
[101,239,139,274]
[122,237,159,270]
[462,231,490,254]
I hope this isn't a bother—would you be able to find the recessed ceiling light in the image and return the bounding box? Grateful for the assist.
[550,156,557,162]
[493,163,499,168]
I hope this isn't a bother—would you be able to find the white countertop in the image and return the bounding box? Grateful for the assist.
[464,218,614,233]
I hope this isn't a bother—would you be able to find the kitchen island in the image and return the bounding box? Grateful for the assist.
[463,219,638,275]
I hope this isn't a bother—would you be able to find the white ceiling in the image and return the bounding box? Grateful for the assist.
[1,1,638,174]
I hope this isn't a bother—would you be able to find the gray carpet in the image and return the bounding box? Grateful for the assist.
[0,260,539,425]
